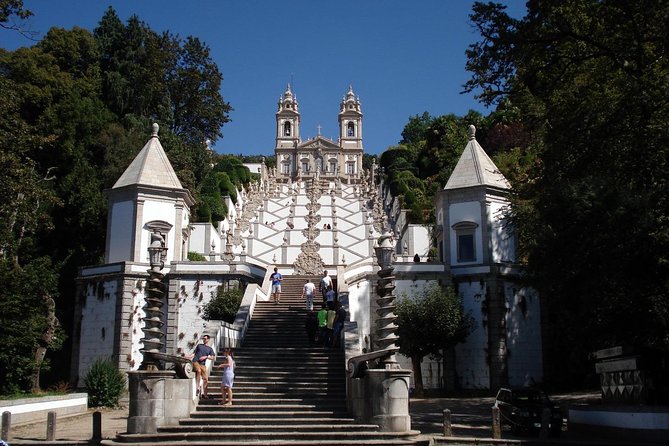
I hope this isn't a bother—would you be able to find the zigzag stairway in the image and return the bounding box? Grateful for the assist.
[104,275,421,445]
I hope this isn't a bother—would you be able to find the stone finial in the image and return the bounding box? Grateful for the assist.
[468,124,476,140]
[152,123,159,137]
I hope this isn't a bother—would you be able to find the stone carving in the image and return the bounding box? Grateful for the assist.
[293,249,324,275]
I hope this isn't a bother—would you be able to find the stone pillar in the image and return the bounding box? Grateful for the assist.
[365,369,412,432]
[127,370,194,434]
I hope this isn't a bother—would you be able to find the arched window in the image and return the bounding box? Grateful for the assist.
[347,122,355,137]
[284,121,291,136]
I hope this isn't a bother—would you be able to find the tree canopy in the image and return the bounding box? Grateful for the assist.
[0,7,232,392]
[396,284,473,395]
[465,0,669,386]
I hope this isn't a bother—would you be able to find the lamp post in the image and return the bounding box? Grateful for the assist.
[373,231,400,369]
[140,230,167,370]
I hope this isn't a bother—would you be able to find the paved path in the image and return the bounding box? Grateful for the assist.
[5,392,665,445]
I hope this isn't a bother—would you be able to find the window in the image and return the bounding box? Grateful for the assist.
[282,162,290,174]
[346,162,355,174]
[452,221,478,263]
[284,121,291,136]
[329,161,337,172]
[302,161,309,172]
[347,122,355,137]
[457,234,475,262]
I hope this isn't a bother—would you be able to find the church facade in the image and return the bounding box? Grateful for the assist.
[274,85,364,183]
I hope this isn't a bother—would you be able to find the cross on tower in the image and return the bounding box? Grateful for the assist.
[316,124,322,136]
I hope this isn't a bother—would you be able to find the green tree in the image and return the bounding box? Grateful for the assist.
[0,0,33,37]
[400,111,433,148]
[168,36,232,145]
[465,0,669,386]
[396,284,473,396]
[202,288,244,324]
[0,75,65,393]
[0,8,234,391]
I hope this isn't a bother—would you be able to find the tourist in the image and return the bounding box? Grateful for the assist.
[332,301,347,348]
[305,311,318,346]
[325,284,336,310]
[302,278,316,311]
[217,347,235,406]
[319,270,332,303]
[188,335,215,399]
[270,267,283,304]
[325,305,337,347]
[414,253,420,262]
[317,304,328,346]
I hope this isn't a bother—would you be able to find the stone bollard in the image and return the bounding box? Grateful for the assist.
[93,411,102,440]
[442,408,452,436]
[46,411,57,441]
[491,406,501,439]
[1,411,11,441]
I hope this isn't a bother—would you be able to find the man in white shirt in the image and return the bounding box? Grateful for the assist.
[302,278,316,311]
[319,270,332,304]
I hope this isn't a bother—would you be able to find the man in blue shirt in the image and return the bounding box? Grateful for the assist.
[189,335,215,398]
[270,267,283,304]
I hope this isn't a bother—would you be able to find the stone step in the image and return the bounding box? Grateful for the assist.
[181,416,358,425]
[209,390,339,398]
[188,408,348,417]
[194,397,345,406]
[103,438,420,446]
[162,423,380,433]
[113,431,421,443]
[204,385,344,393]
[114,270,417,446]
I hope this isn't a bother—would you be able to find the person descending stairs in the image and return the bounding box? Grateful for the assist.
[104,273,420,445]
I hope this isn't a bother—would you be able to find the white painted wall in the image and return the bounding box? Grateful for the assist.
[189,223,220,256]
[505,285,543,386]
[346,280,372,350]
[107,201,133,263]
[454,281,489,389]
[175,279,219,356]
[77,281,118,385]
[128,285,146,371]
[490,201,516,263]
[408,225,430,259]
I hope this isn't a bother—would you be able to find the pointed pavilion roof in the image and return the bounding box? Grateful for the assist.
[444,125,510,191]
[113,123,183,190]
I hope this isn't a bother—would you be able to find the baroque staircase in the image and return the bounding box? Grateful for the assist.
[104,275,421,445]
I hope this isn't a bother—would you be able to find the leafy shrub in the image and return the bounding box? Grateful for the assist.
[202,288,243,323]
[48,381,72,394]
[84,359,126,408]
[187,251,206,261]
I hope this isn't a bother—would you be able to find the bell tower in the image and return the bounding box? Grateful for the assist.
[338,85,363,151]
[276,84,300,150]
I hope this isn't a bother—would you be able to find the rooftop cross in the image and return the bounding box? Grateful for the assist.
[316,124,322,136]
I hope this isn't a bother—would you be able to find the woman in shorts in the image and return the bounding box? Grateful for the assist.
[218,347,235,406]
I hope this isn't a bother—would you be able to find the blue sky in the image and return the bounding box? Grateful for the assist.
[3,1,527,156]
